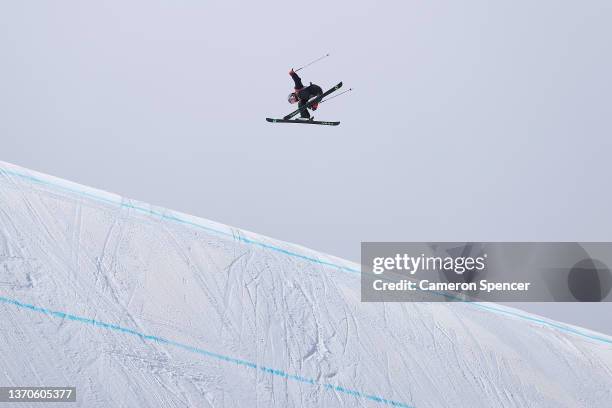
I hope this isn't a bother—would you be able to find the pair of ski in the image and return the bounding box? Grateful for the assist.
[266,82,342,126]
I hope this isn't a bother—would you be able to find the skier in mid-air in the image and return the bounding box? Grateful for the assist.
[266,54,343,126]
[287,69,323,120]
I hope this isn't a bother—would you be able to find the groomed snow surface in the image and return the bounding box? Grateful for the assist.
[1,161,611,408]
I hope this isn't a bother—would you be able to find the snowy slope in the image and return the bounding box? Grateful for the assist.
[0,161,611,408]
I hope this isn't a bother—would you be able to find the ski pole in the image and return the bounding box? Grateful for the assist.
[320,88,353,104]
[294,53,330,72]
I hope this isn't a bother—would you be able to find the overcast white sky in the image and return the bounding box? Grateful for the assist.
[2,1,612,334]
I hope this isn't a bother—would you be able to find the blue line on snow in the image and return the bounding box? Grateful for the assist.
[1,166,612,347]
[0,295,412,408]
[0,168,360,275]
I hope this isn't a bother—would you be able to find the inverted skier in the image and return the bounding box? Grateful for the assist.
[287,69,323,120]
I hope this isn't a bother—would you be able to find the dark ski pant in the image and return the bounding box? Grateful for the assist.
[298,100,311,118]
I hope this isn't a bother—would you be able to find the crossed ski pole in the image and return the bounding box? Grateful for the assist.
[294,53,330,72]
[320,88,353,104]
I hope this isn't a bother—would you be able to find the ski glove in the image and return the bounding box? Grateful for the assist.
[311,102,319,111]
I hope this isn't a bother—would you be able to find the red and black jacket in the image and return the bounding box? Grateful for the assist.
[290,71,323,102]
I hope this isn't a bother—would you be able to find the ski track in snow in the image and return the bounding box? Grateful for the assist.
[0,161,611,408]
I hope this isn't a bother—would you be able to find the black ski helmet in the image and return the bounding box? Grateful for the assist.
[288,92,298,104]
